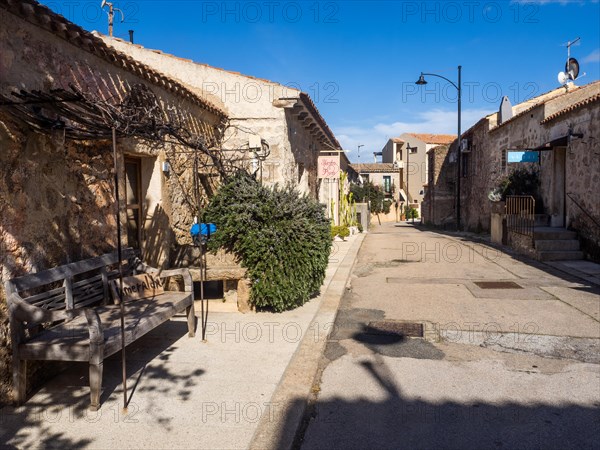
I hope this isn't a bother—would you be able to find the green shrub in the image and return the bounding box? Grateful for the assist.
[203,172,331,312]
[497,167,544,213]
[331,225,350,240]
[405,206,419,219]
[382,199,392,215]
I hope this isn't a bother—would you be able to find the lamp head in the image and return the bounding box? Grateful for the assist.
[415,73,427,85]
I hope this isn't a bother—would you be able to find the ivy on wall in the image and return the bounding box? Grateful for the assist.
[203,172,331,312]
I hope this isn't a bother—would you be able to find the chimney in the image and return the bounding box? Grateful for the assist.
[499,96,512,124]
[128,30,134,44]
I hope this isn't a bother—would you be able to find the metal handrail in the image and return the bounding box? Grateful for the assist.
[567,192,600,231]
[506,195,535,244]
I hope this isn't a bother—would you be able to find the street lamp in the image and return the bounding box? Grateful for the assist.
[357,144,364,161]
[415,66,462,230]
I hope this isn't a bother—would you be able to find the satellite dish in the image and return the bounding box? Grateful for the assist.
[566,57,580,80]
[558,71,569,85]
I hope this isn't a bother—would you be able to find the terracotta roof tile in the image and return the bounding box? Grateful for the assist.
[403,133,457,144]
[101,35,341,150]
[0,0,227,119]
[489,81,600,132]
[350,163,398,173]
[105,36,288,87]
[541,92,600,124]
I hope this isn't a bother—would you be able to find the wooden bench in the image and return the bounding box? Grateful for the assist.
[5,249,195,410]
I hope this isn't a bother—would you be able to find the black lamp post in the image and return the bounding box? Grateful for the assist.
[416,66,462,230]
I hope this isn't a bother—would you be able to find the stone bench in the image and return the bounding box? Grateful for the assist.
[5,249,195,410]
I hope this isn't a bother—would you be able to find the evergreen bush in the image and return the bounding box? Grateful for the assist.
[203,172,331,312]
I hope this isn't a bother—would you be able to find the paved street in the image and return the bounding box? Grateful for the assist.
[2,224,599,449]
[299,222,600,449]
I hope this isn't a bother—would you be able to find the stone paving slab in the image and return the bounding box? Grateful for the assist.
[0,234,364,449]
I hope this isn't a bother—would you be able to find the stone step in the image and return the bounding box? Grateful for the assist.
[535,239,581,251]
[536,250,585,261]
[534,227,577,240]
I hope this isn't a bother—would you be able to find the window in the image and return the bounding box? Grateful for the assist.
[501,149,507,172]
[383,175,391,194]
[125,158,142,249]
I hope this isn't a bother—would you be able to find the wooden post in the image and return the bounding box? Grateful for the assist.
[112,127,127,411]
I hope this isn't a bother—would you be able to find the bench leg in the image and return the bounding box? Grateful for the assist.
[186,304,196,337]
[12,359,27,405]
[89,362,103,411]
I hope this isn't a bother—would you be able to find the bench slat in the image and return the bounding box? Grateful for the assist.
[26,286,65,305]
[72,274,103,288]
[7,249,136,292]
[74,296,105,309]
[30,292,66,308]
[19,292,193,361]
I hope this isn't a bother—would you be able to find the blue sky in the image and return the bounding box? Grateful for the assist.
[42,0,600,160]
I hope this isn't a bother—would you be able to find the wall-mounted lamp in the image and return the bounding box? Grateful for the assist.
[162,161,171,175]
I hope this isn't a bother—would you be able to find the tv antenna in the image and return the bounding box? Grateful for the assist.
[101,1,124,37]
[558,37,585,85]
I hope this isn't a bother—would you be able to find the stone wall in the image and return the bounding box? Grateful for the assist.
[0,6,224,404]
[422,145,455,227]
[545,100,600,261]
[459,82,599,239]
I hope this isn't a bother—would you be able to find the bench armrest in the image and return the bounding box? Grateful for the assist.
[8,292,81,325]
[9,293,104,348]
[84,308,104,346]
[136,263,193,293]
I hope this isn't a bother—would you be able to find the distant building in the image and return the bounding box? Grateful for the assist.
[380,133,456,204]
[349,163,402,200]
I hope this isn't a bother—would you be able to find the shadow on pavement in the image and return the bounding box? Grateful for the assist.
[0,320,205,448]
[291,356,599,449]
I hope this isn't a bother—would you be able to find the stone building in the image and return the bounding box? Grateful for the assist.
[427,79,600,260]
[349,163,402,200]
[381,133,456,204]
[0,0,227,403]
[99,35,342,201]
[422,145,454,227]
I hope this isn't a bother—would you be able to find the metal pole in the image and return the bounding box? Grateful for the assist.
[457,65,462,231]
[108,4,114,37]
[201,245,208,341]
[192,150,208,341]
[112,127,127,411]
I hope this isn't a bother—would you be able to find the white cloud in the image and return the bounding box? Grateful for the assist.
[583,49,600,63]
[334,108,493,160]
